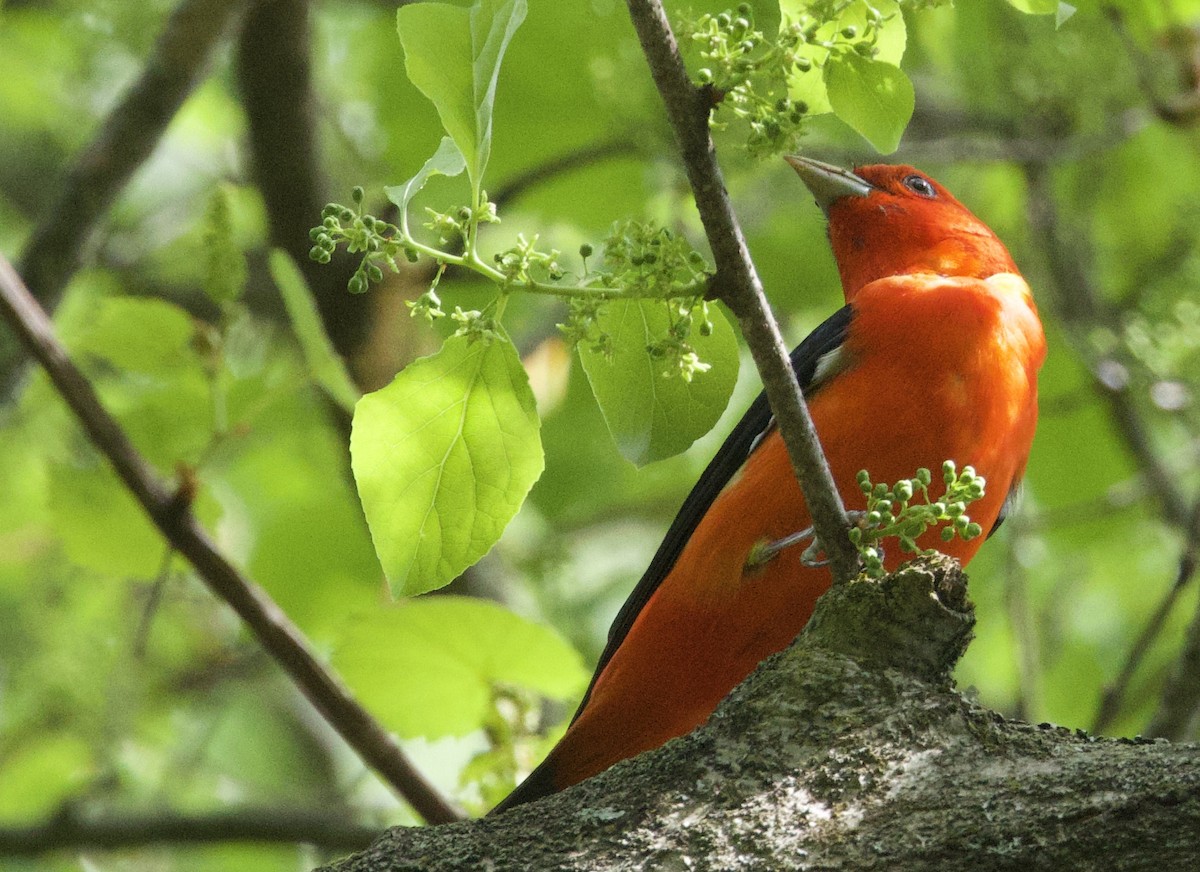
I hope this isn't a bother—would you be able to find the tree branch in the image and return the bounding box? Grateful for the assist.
[235,0,372,364]
[1023,162,1191,526]
[1024,163,1199,735]
[3,0,253,397]
[623,0,858,583]
[1148,500,1200,739]
[1095,497,1200,734]
[0,804,379,856]
[318,557,1200,871]
[0,254,461,826]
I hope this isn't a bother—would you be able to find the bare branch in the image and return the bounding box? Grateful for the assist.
[1147,501,1200,739]
[1024,163,1200,736]
[0,804,379,856]
[3,0,254,396]
[623,0,858,582]
[491,138,641,208]
[0,253,462,825]
[1023,162,1191,527]
[236,0,372,363]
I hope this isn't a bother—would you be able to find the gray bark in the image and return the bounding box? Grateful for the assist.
[319,556,1200,871]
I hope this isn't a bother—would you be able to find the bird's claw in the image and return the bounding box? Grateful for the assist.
[746,511,871,571]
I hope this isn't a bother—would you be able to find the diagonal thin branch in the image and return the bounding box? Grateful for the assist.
[3,0,254,397]
[491,138,641,208]
[1023,162,1190,527]
[0,804,380,856]
[0,253,462,826]
[1093,496,1200,734]
[1147,500,1200,739]
[1024,163,1199,735]
[623,0,858,584]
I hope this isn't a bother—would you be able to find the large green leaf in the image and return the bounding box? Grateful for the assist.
[579,301,739,466]
[332,596,586,739]
[397,0,527,190]
[49,462,167,578]
[824,53,914,154]
[268,249,361,413]
[73,296,195,374]
[784,0,906,117]
[351,334,543,596]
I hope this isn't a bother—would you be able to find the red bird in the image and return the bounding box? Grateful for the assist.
[494,158,1045,812]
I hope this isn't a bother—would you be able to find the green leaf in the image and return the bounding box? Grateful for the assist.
[824,53,914,154]
[579,302,739,466]
[784,0,906,117]
[332,596,586,739]
[351,334,544,596]
[73,296,195,374]
[384,135,468,215]
[1005,0,1059,13]
[0,733,93,820]
[49,462,165,578]
[268,249,361,413]
[396,0,527,191]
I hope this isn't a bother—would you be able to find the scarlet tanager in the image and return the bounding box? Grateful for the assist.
[494,158,1046,812]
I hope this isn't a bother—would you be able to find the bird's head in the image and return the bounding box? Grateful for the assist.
[784,156,1018,300]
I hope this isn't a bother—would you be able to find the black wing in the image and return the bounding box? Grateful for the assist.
[576,304,854,717]
[491,305,854,813]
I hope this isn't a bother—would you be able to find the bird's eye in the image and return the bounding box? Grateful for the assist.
[903,174,937,198]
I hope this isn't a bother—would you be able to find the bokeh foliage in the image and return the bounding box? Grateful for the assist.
[2,0,1200,868]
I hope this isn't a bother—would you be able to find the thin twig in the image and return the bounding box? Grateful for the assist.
[0,254,462,825]
[133,544,177,658]
[3,0,254,397]
[0,803,379,855]
[623,0,858,583]
[1023,163,1200,735]
[1146,501,1200,739]
[1023,163,1190,526]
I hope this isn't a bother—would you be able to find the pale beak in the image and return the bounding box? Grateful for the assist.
[784,155,874,213]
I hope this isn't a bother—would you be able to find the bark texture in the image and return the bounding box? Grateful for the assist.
[318,556,1200,871]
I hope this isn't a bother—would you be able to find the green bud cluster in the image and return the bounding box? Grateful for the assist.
[558,295,612,359]
[493,233,564,284]
[683,5,809,155]
[309,198,418,295]
[601,221,708,297]
[406,288,445,324]
[680,2,901,155]
[450,306,501,344]
[312,190,716,381]
[646,298,715,382]
[849,461,987,578]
